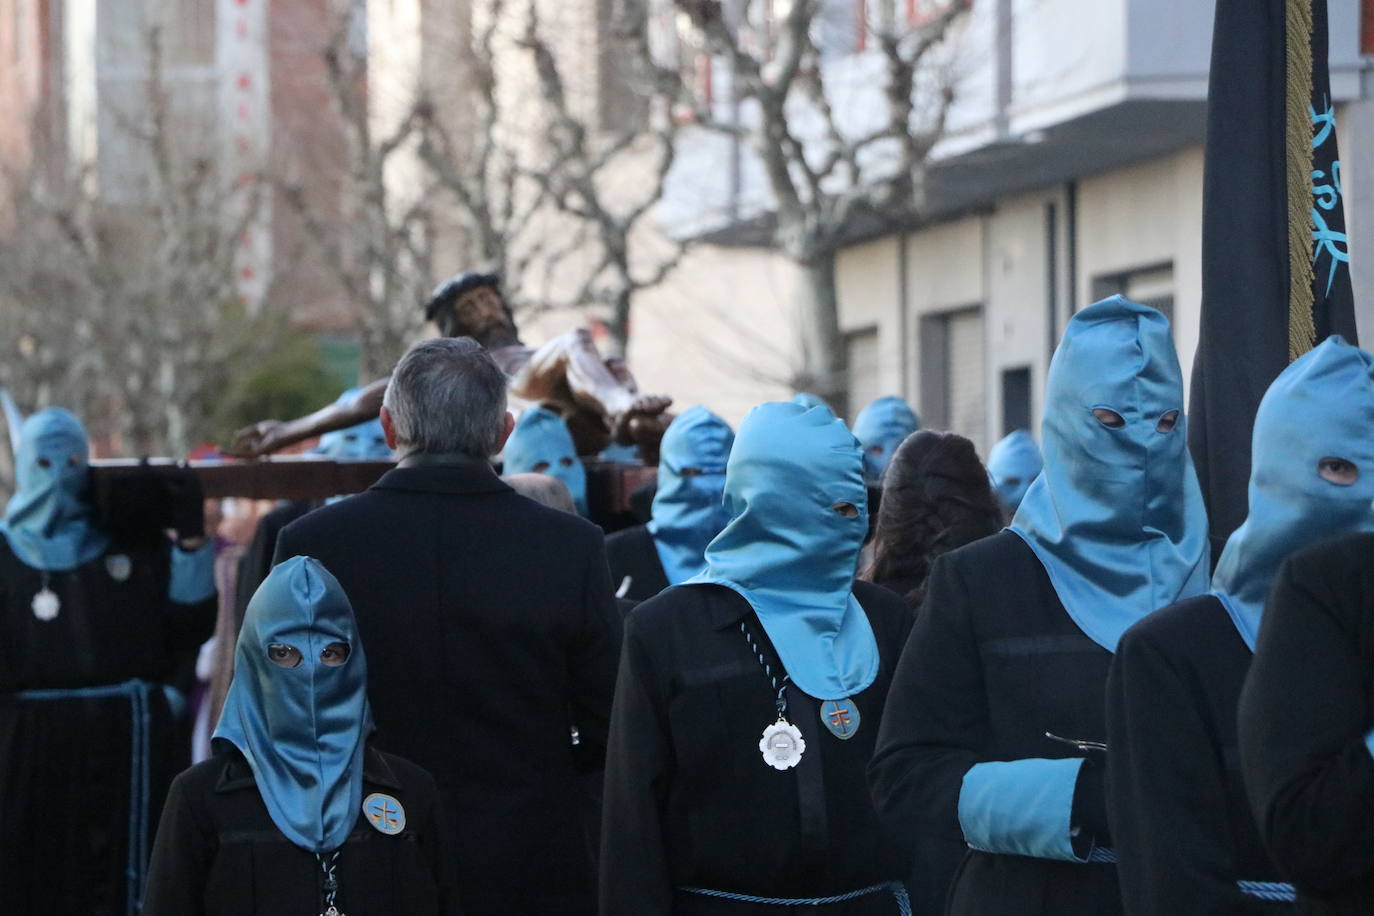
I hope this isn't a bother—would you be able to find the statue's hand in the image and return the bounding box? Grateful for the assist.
[626,394,672,419]
[611,394,673,457]
[225,420,285,458]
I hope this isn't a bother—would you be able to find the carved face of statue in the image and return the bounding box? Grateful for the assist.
[444,286,515,342]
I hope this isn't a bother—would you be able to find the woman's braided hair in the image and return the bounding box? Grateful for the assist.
[863,429,1004,608]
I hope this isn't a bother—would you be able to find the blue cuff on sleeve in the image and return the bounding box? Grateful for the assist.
[169,542,216,605]
[958,757,1086,862]
[1364,727,1374,762]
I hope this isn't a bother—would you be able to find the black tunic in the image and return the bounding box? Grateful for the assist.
[869,531,1118,916]
[605,524,671,601]
[601,580,912,915]
[1106,595,1293,914]
[142,745,461,915]
[234,500,318,616]
[1238,533,1374,915]
[0,534,217,916]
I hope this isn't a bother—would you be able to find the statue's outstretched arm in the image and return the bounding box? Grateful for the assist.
[225,378,388,458]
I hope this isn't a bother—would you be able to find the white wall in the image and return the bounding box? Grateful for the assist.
[624,245,804,428]
[1075,147,1204,395]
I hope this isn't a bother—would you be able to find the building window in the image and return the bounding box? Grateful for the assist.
[1001,366,1031,436]
[919,305,986,451]
[1091,262,1174,326]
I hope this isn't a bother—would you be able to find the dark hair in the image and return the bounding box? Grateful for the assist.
[382,337,508,458]
[863,430,1003,608]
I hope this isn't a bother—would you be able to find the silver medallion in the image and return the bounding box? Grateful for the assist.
[31,588,60,622]
[321,907,344,916]
[105,554,132,582]
[759,718,806,770]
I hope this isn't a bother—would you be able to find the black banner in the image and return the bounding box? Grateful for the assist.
[1188,0,1356,552]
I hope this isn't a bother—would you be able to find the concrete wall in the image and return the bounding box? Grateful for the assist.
[623,244,804,428]
[826,145,1211,455]
[1076,147,1204,391]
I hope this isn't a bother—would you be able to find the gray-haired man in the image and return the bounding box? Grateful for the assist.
[274,337,620,915]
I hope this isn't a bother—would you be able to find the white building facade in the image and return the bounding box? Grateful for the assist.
[628,0,1374,457]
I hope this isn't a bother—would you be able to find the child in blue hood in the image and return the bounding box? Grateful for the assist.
[143,556,459,915]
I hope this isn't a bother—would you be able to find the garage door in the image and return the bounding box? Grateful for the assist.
[946,308,986,455]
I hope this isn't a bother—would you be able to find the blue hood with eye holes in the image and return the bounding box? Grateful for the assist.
[213,556,372,853]
[987,430,1043,513]
[685,400,875,700]
[852,396,920,486]
[1212,336,1374,650]
[315,389,393,461]
[648,406,734,585]
[1009,296,1210,651]
[503,406,588,515]
[2,408,109,572]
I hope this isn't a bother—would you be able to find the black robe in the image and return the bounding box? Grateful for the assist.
[274,461,620,916]
[142,745,461,915]
[234,500,318,616]
[869,531,1118,916]
[605,524,671,601]
[601,580,912,914]
[0,534,217,916]
[1106,595,1293,914]
[1238,533,1374,915]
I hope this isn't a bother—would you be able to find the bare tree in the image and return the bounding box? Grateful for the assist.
[414,0,549,311]
[513,2,687,352]
[0,27,272,457]
[278,1,439,380]
[623,0,967,407]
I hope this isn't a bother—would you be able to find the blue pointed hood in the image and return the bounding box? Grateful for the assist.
[852,396,920,485]
[504,406,587,515]
[790,392,832,412]
[1212,337,1374,650]
[315,390,393,460]
[213,556,372,853]
[647,406,734,585]
[987,430,1043,513]
[687,400,875,700]
[2,408,109,571]
[1010,296,1210,651]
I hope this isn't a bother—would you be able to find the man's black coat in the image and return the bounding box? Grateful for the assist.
[273,458,621,915]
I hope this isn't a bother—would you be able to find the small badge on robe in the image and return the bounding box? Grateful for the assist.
[820,698,860,740]
[105,554,132,583]
[363,792,406,836]
[31,588,60,622]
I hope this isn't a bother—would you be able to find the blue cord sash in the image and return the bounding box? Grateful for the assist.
[1237,880,1296,903]
[679,882,911,913]
[17,678,154,916]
